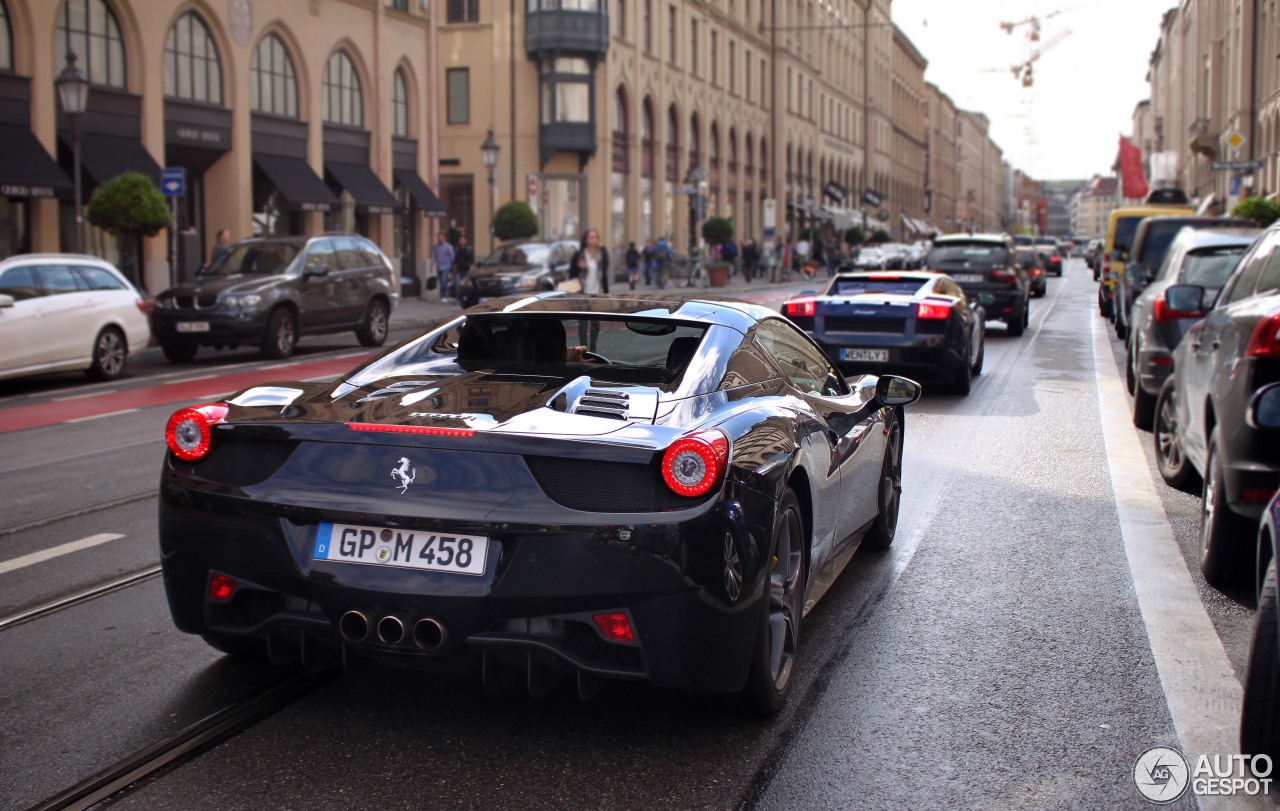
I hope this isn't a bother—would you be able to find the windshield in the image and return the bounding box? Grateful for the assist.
[1182,247,1248,288]
[1112,217,1143,254]
[1016,250,1040,269]
[926,243,1010,269]
[479,245,549,268]
[828,278,927,296]
[200,243,299,276]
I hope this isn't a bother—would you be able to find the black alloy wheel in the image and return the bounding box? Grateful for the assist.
[87,327,127,380]
[1007,305,1026,337]
[1153,378,1199,493]
[1130,342,1156,431]
[864,418,904,550]
[1199,429,1253,588]
[1242,560,1280,760]
[161,342,199,363]
[745,489,806,715]
[356,299,390,347]
[261,308,298,360]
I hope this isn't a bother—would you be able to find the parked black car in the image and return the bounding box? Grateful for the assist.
[1114,216,1251,340]
[153,235,397,361]
[1239,384,1280,759]
[1015,247,1047,298]
[158,293,922,715]
[926,234,1029,336]
[1126,228,1258,429]
[1153,221,1280,587]
[781,271,985,394]
[1038,246,1064,277]
[459,239,578,308]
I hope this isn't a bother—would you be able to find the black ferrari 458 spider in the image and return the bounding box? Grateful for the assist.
[160,293,921,714]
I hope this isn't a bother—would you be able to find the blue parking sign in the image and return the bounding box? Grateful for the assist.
[161,167,186,197]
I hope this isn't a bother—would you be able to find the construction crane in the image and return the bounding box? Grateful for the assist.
[982,27,1072,87]
[998,5,1074,40]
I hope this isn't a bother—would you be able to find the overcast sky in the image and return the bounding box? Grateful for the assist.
[893,0,1176,182]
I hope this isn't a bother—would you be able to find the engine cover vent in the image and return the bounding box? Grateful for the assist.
[572,388,630,420]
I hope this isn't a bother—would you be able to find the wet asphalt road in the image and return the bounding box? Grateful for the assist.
[0,263,1265,810]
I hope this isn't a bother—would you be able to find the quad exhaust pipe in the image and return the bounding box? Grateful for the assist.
[339,609,370,642]
[339,609,447,651]
[376,615,407,645]
[413,617,447,651]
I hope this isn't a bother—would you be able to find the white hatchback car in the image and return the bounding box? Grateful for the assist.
[0,254,151,382]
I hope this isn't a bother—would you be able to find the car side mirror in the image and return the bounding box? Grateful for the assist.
[875,375,922,408]
[0,293,13,309]
[1249,384,1280,429]
[1165,284,1208,314]
[304,263,329,278]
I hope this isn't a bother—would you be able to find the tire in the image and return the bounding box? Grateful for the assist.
[1242,559,1280,760]
[951,355,972,396]
[202,633,272,662]
[743,489,806,716]
[1130,343,1156,430]
[1200,430,1254,588]
[86,327,127,380]
[1125,342,1137,395]
[1153,378,1199,493]
[1099,287,1113,319]
[356,298,389,347]
[1007,306,1026,337]
[261,308,297,360]
[863,418,903,550]
[972,332,985,376]
[160,342,199,363]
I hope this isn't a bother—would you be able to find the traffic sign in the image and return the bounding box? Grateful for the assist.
[1209,160,1264,172]
[1225,130,1247,151]
[161,167,186,197]
[674,185,699,195]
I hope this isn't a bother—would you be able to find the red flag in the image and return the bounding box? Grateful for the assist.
[1118,135,1149,200]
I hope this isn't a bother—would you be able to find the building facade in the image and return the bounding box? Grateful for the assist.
[0,0,445,293]
[1071,175,1117,240]
[954,110,1002,232]
[889,23,926,238]
[923,81,956,233]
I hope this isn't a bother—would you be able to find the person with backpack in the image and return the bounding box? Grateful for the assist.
[720,238,738,278]
[625,241,642,290]
[653,236,673,289]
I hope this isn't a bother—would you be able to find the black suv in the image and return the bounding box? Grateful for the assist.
[926,235,1030,336]
[459,239,578,308]
[153,234,397,361]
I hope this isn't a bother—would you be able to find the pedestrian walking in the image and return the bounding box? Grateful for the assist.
[569,228,610,349]
[743,239,759,282]
[653,235,674,289]
[625,241,642,290]
[208,228,232,267]
[453,235,474,306]
[720,237,739,278]
[432,231,455,303]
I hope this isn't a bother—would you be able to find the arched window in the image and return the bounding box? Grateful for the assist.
[611,87,628,173]
[728,128,738,174]
[759,137,767,183]
[250,34,299,118]
[323,51,364,128]
[709,122,720,173]
[392,69,410,137]
[744,133,754,176]
[610,87,629,252]
[164,11,223,105]
[0,1,12,72]
[641,98,655,179]
[56,0,126,88]
[689,114,700,170]
[665,105,679,183]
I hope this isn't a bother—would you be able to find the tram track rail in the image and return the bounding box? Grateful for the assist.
[0,490,156,538]
[0,565,162,633]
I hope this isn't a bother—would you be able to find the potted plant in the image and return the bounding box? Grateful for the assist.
[701,216,735,287]
[1231,196,1280,228]
[86,172,172,290]
[493,200,539,240]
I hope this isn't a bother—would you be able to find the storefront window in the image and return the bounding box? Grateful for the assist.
[250,34,299,118]
[324,51,364,128]
[164,12,223,105]
[0,1,12,72]
[611,172,626,251]
[640,177,653,244]
[56,0,126,89]
[0,198,27,259]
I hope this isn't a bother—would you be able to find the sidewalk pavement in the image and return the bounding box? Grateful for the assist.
[390,271,816,332]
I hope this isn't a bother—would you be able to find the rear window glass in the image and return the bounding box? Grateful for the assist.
[480,245,549,268]
[1182,247,1247,288]
[202,243,300,276]
[926,244,1009,269]
[1112,217,1143,254]
[827,278,925,296]
[1135,223,1193,267]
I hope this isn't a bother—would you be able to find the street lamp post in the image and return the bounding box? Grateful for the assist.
[56,51,90,255]
[480,128,500,254]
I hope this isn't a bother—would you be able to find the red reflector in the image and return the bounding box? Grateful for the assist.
[165,403,228,461]
[1002,307,1013,313]
[347,423,476,437]
[661,429,730,497]
[1150,356,1173,367]
[784,298,817,317]
[1153,298,1204,324]
[1029,268,1042,276]
[1246,313,1280,359]
[1243,488,1278,505]
[916,301,951,320]
[209,574,235,602]
[592,612,635,643]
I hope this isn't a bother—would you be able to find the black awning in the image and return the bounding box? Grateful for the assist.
[0,126,72,199]
[393,169,448,218]
[325,161,400,214]
[253,155,340,212]
[74,134,163,186]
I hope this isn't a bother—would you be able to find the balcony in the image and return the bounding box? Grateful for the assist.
[525,1,609,58]
[1188,118,1218,158]
[539,122,596,166]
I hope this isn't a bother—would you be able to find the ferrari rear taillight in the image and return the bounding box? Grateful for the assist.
[661,429,729,497]
[1153,298,1204,323]
[1246,313,1280,359]
[916,301,952,320]
[784,298,817,318]
[592,612,635,643]
[208,573,236,602]
[165,403,228,461]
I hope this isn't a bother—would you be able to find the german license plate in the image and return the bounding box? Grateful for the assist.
[176,321,210,333]
[951,273,983,283]
[313,522,488,576]
[841,348,889,362]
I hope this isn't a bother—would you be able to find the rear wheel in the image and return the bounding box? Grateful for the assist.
[972,332,985,376]
[744,489,805,716]
[355,298,389,347]
[261,308,297,360]
[86,327,127,380]
[1200,430,1253,588]
[951,356,972,395]
[1153,378,1199,493]
[1242,560,1280,760]
[863,418,903,550]
[1130,343,1156,431]
[160,342,199,363]
[1007,306,1026,337]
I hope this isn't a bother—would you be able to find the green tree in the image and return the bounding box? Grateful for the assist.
[843,225,865,246]
[86,172,171,287]
[869,227,891,244]
[1231,196,1280,228]
[701,215,735,245]
[493,200,539,240]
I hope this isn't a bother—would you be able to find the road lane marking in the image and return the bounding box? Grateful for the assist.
[51,390,118,401]
[66,408,141,423]
[163,374,219,385]
[0,533,126,576]
[1090,309,1262,810]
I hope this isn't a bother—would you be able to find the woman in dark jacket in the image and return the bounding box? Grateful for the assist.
[625,241,641,290]
[569,228,609,349]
